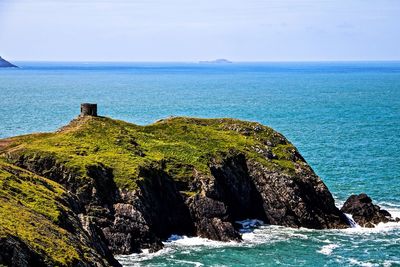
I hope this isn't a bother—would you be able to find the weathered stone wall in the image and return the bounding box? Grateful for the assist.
[81,103,98,116]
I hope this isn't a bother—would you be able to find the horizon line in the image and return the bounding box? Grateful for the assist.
[10,59,400,64]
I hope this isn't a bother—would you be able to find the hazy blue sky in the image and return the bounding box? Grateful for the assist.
[1,0,399,61]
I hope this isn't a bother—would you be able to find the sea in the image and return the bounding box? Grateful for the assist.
[1,62,399,266]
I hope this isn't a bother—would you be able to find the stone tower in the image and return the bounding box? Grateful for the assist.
[80,103,98,117]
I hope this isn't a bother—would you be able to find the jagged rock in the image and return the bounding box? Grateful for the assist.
[188,195,241,241]
[341,193,397,227]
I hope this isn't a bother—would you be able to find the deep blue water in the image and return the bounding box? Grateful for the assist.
[1,62,399,266]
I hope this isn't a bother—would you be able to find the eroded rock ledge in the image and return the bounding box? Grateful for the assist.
[0,116,393,266]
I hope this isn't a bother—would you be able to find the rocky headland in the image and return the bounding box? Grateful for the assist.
[0,114,397,266]
[0,57,17,68]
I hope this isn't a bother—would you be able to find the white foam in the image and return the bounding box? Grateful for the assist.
[340,220,400,234]
[378,201,400,219]
[348,258,375,267]
[317,243,339,255]
[344,213,360,228]
[116,210,400,265]
[340,201,400,232]
[169,259,204,266]
[387,209,400,220]
[164,235,239,247]
[241,225,312,246]
[359,203,400,232]
[116,247,173,265]
[383,260,400,267]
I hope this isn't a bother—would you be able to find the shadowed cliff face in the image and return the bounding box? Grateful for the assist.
[0,116,351,265]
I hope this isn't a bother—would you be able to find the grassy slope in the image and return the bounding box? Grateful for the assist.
[0,159,87,265]
[1,116,299,191]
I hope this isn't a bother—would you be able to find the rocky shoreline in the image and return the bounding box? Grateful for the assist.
[0,115,398,266]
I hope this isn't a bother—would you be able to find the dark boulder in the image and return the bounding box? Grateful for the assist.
[188,195,241,242]
[341,193,397,227]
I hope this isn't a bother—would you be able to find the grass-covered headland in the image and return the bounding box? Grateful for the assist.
[0,116,321,266]
[2,116,298,191]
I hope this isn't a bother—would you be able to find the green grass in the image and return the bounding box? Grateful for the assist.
[0,159,84,265]
[1,116,301,190]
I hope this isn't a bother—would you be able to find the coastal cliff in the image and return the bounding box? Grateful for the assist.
[0,57,17,68]
[0,116,394,266]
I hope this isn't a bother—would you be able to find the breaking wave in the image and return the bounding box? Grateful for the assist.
[117,206,400,266]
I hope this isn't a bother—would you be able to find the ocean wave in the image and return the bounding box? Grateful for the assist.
[378,201,400,219]
[337,200,400,232]
[344,213,360,228]
[340,203,400,234]
[116,247,173,266]
[116,225,313,264]
[348,257,376,267]
[317,243,339,255]
[167,259,204,267]
[164,235,239,248]
[116,212,400,265]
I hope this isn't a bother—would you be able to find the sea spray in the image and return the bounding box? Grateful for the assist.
[344,213,360,228]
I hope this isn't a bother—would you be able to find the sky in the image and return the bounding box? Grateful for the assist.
[0,0,399,62]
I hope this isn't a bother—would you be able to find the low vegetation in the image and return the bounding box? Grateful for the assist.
[1,116,300,190]
[0,159,84,265]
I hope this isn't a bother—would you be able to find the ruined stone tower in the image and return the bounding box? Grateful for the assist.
[80,103,98,117]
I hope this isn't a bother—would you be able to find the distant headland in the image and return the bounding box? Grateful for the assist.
[199,58,232,64]
[0,56,18,68]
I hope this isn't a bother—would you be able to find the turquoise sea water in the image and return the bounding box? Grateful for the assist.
[1,62,399,266]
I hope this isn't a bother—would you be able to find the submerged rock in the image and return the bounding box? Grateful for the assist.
[341,193,398,227]
[0,116,351,265]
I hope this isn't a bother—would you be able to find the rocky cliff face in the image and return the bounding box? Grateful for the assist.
[0,116,352,266]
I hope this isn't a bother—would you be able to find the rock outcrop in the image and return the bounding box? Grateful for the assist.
[0,116,353,265]
[341,193,398,227]
[0,56,17,68]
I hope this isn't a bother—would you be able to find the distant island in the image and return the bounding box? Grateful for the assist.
[199,58,232,64]
[0,56,17,68]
